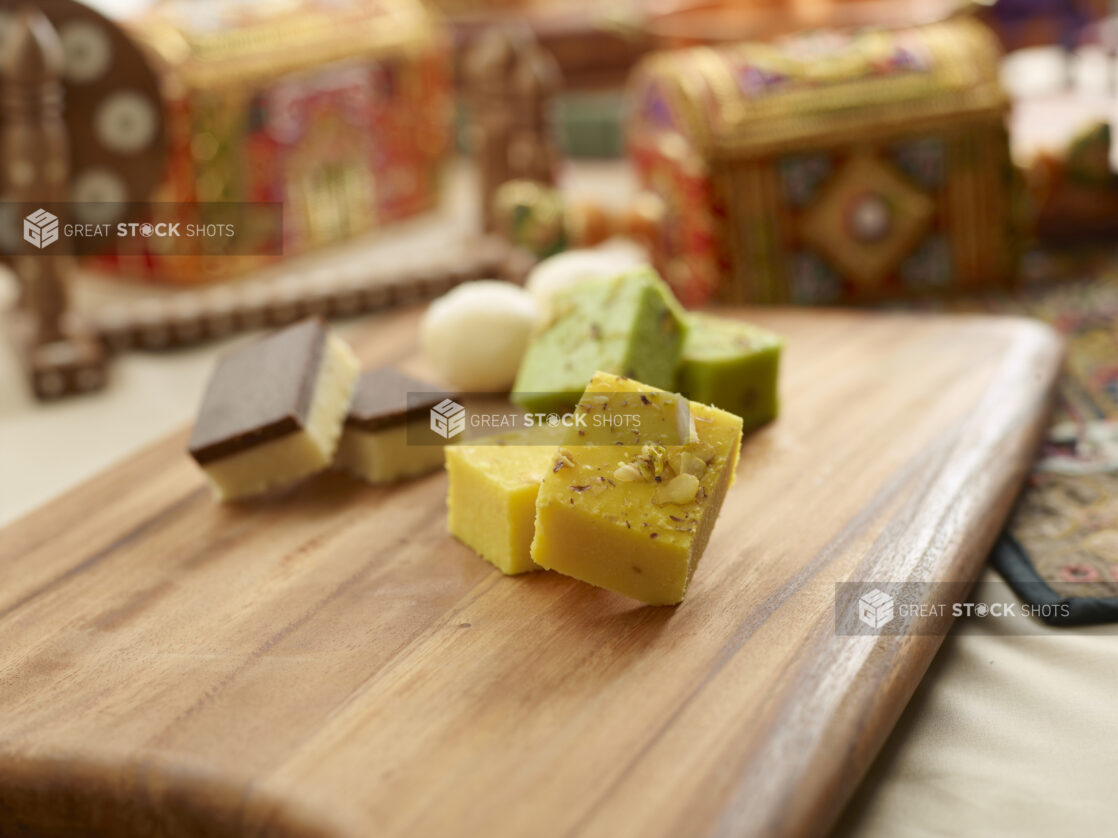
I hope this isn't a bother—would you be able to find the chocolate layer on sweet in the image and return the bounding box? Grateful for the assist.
[188,319,327,464]
[345,367,455,432]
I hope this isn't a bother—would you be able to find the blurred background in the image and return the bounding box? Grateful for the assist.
[8,0,1118,309]
[3,2,1118,836]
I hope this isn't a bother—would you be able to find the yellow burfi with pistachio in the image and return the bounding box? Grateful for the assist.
[445,427,562,575]
[530,372,743,605]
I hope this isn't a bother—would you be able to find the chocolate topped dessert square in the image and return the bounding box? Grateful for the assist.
[345,367,455,433]
[337,367,456,485]
[189,319,359,501]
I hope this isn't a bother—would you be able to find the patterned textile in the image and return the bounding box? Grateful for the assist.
[901,250,1118,620]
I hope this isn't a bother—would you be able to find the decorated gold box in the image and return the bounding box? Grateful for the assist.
[110,0,451,284]
[626,18,1016,306]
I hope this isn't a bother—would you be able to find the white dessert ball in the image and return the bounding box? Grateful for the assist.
[524,248,644,312]
[420,280,539,391]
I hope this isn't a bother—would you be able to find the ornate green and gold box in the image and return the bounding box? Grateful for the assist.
[627,18,1016,306]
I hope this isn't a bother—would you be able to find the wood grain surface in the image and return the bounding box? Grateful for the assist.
[0,308,1061,838]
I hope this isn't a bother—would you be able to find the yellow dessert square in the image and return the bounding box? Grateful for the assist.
[530,372,743,605]
[337,418,449,484]
[445,429,561,575]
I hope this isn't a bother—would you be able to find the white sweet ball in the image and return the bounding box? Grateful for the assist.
[420,280,539,391]
[525,248,644,311]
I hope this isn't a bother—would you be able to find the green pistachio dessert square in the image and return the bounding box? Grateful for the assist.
[512,267,688,413]
[676,314,782,433]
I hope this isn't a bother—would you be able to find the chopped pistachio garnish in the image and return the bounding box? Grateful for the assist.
[613,462,643,482]
[640,443,668,479]
[689,440,717,464]
[554,448,577,472]
[669,451,707,478]
[652,473,700,506]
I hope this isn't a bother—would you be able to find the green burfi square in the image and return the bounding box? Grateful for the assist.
[512,267,688,413]
[676,314,781,433]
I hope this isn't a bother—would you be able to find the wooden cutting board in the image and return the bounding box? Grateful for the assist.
[0,308,1060,838]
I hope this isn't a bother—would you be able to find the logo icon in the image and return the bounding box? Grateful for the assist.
[430,398,466,439]
[23,209,59,249]
[858,588,894,629]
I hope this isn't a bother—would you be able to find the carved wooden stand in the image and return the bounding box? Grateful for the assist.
[463,26,561,233]
[2,6,106,399]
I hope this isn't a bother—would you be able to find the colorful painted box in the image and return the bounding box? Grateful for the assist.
[626,19,1016,306]
[111,0,451,283]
